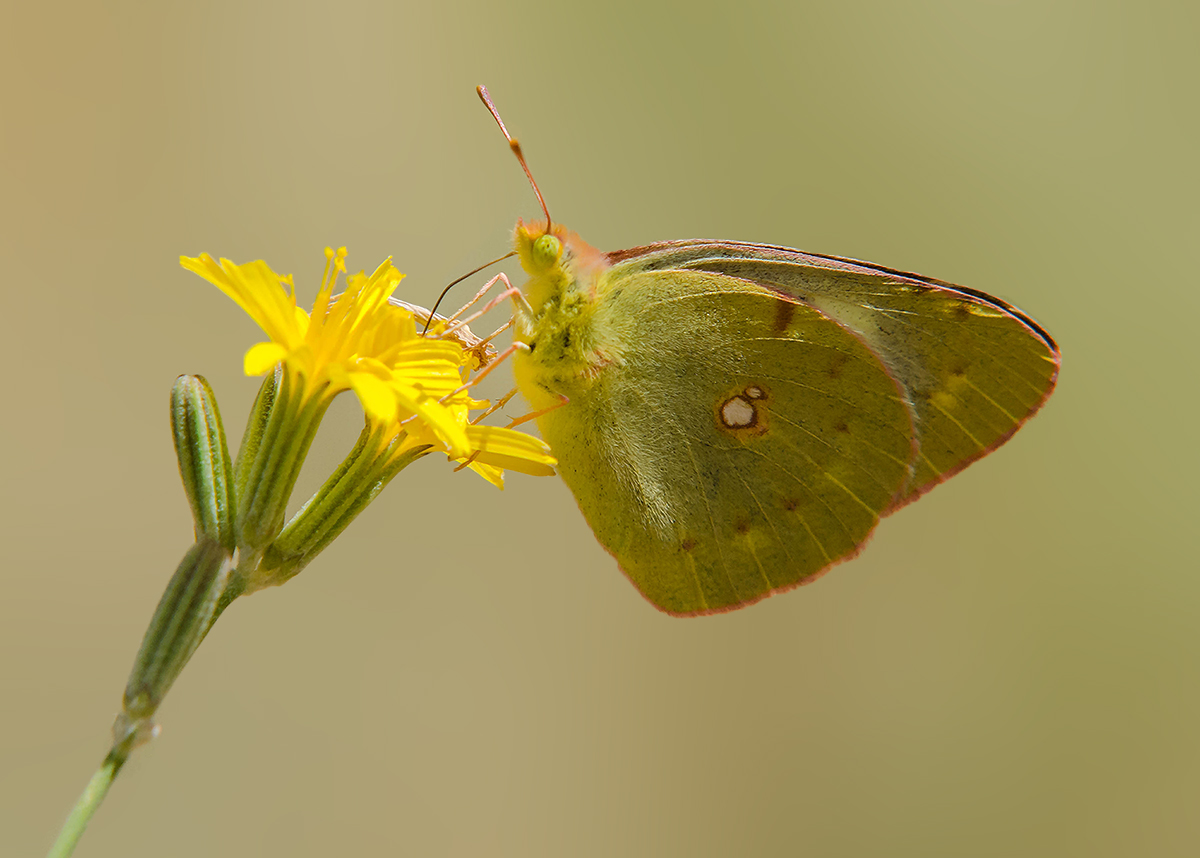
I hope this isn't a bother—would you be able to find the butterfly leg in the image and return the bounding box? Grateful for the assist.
[441,342,523,401]
[470,386,520,424]
[506,394,568,428]
[444,272,511,322]
[475,318,514,351]
[450,390,566,474]
[449,382,518,474]
[442,273,531,338]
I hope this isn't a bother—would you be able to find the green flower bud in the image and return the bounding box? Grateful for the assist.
[171,375,236,551]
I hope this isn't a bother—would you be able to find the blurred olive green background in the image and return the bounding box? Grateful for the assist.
[3,1,1196,856]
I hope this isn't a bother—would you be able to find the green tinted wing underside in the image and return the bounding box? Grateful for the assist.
[609,242,1060,507]
[539,269,916,615]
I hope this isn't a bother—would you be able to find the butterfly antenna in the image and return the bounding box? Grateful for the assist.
[477,85,552,233]
[422,250,517,336]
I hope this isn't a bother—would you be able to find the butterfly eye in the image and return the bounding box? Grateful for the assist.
[532,234,562,269]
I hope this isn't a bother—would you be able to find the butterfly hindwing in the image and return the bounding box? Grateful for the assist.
[537,267,916,615]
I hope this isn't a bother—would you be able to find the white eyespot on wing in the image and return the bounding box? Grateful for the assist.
[715,385,771,438]
[721,396,756,428]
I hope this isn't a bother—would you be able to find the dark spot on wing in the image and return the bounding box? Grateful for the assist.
[773,298,797,333]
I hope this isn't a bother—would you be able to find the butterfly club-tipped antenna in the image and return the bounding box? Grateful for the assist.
[422,86,548,338]
[477,85,552,234]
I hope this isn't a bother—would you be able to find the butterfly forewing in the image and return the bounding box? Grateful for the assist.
[610,242,1060,508]
[541,268,916,614]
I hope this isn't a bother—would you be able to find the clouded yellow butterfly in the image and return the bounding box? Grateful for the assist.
[479,87,1059,616]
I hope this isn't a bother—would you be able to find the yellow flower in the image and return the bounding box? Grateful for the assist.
[181,248,555,485]
[432,385,558,488]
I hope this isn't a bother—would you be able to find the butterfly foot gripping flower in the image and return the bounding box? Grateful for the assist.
[46,249,554,858]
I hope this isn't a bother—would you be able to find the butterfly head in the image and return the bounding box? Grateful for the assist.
[514,219,607,308]
[515,219,565,276]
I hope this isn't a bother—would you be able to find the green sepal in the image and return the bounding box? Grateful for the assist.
[251,424,430,589]
[233,367,331,553]
[121,537,232,725]
[233,365,278,497]
[171,375,236,551]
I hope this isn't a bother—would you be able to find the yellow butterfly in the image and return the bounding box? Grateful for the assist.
[480,87,1059,616]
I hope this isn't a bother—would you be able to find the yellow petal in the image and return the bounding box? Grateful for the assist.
[465,460,506,489]
[393,392,470,457]
[244,341,288,376]
[292,305,311,335]
[465,426,557,476]
[182,255,302,348]
[348,372,397,424]
[352,356,394,379]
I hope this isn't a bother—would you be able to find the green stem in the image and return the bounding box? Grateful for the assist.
[47,540,232,857]
[260,428,430,587]
[45,744,131,858]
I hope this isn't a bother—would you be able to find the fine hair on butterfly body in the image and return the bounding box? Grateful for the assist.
[478,86,1060,617]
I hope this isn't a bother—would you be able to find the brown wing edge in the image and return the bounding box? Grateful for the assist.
[607,239,1062,522]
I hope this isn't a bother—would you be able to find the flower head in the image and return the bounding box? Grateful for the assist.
[181,248,555,484]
